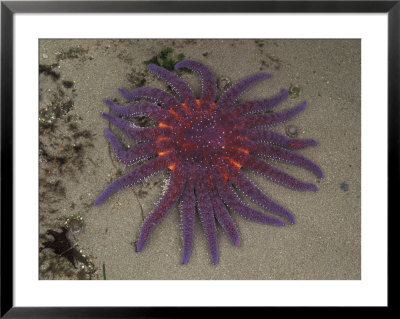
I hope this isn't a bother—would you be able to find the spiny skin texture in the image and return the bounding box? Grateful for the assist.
[94,60,323,264]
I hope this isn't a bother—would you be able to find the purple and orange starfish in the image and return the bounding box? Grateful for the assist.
[94,60,323,264]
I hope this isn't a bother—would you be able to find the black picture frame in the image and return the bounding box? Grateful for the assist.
[1,1,395,317]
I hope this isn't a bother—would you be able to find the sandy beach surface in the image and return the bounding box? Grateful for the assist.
[39,39,360,280]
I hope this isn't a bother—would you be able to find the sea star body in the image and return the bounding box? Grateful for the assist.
[94,60,323,264]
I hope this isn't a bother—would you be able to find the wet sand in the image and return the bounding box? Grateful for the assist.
[39,39,360,280]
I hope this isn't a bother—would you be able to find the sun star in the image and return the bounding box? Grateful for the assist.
[94,60,323,264]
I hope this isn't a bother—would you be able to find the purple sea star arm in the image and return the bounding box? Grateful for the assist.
[104,128,172,166]
[175,60,216,111]
[147,63,198,114]
[119,87,189,121]
[94,154,173,206]
[180,180,196,264]
[239,152,318,192]
[248,141,324,178]
[101,112,171,141]
[209,187,240,246]
[136,165,186,253]
[232,89,289,116]
[215,73,272,110]
[246,129,318,150]
[104,99,180,126]
[104,128,154,165]
[119,87,178,108]
[239,101,307,128]
[196,175,219,264]
[213,167,285,226]
[219,158,296,224]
